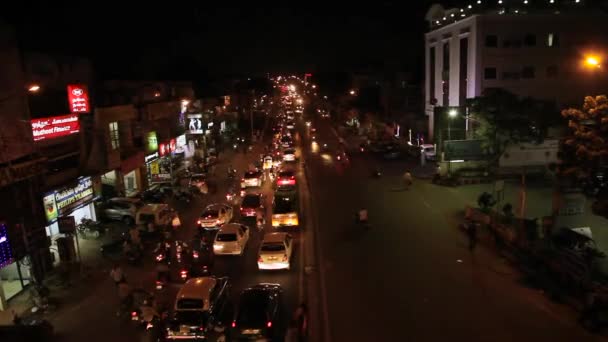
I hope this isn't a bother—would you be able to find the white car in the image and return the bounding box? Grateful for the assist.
[283,148,296,162]
[241,170,263,188]
[213,223,250,256]
[258,233,294,270]
[420,144,436,161]
[198,203,233,229]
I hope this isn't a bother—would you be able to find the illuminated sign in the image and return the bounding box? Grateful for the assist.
[147,131,158,152]
[67,84,90,113]
[31,114,80,142]
[176,135,186,148]
[0,223,13,269]
[145,152,158,163]
[42,176,94,223]
[187,114,204,134]
[159,139,176,157]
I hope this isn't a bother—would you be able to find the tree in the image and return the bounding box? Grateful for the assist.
[561,95,608,179]
[467,88,558,160]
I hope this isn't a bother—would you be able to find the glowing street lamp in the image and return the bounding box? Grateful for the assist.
[585,55,601,68]
[447,109,458,140]
[28,84,41,92]
[349,90,356,96]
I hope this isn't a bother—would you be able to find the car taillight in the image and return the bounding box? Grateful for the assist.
[267,321,272,328]
[216,219,221,225]
[131,311,137,317]
[180,270,188,278]
[156,254,163,262]
[258,256,263,262]
[193,251,199,259]
[241,178,245,182]
[197,219,202,225]
[282,254,288,262]
[232,321,236,328]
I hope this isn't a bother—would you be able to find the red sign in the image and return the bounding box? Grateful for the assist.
[159,140,177,157]
[67,84,90,113]
[31,114,80,142]
[159,143,168,157]
[305,73,312,77]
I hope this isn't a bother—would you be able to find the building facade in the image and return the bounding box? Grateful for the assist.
[424,2,608,141]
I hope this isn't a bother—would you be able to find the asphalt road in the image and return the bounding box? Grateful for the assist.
[301,116,603,342]
[45,115,305,341]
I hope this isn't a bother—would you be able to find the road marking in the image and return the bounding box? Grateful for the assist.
[422,200,431,208]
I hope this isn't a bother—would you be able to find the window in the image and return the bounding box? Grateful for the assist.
[522,66,535,79]
[429,47,436,102]
[524,34,536,46]
[485,35,498,47]
[546,65,558,78]
[484,68,497,79]
[459,38,468,106]
[547,33,559,47]
[109,122,120,150]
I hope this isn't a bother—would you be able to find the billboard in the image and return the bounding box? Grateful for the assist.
[31,114,80,142]
[43,176,94,224]
[444,139,487,161]
[67,84,90,113]
[187,114,204,134]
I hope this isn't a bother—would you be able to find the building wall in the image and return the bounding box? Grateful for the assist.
[425,10,608,141]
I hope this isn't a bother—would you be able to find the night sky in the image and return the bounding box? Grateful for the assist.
[5,2,452,79]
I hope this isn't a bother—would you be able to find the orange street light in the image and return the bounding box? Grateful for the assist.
[585,55,601,68]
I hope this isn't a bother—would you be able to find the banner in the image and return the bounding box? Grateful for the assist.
[31,114,80,142]
[67,84,90,113]
[43,176,94,223]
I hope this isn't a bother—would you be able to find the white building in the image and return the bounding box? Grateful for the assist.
[424,2,608,141]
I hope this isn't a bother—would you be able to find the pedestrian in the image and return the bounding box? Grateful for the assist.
[293,303,308,341]
[110,263,125,286]
[466,220,477,252]
[403,171,413,190]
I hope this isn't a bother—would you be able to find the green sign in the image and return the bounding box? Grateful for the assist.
[444,139,487,161]
[147,131,158,152]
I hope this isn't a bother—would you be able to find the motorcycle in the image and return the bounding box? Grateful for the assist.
[77,218,104,239]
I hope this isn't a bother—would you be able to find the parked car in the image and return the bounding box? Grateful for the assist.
[102,198,143,225]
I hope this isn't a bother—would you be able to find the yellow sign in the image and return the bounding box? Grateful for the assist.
[149,161,160,175]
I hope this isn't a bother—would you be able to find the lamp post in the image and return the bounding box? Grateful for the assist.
[447,108,458,141]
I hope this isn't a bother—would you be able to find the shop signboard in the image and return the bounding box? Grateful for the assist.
[145,152,158,163]
[176,135,186,148]
[67,84,90,113]
[57,216,76,234]
[0,223,13,269]
[146,131,158,153]
[159,140,176,157]
[187,114,204,134]
[31,114,80,142]
[42,176,94,224]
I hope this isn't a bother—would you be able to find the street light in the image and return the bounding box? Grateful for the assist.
[28,84,40,92]
[349,90,356,96]
[585,55,601,68]
[447,109,458,141]
[312,85,316,89]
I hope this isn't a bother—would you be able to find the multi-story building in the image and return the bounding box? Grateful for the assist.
[0,22,95,307]
[424,1,608,141]
[90,81,194,199]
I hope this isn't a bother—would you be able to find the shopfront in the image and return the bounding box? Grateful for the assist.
[43,176,97,238]
[0,222,32,306]
[146,151,170,185]
[121,152,144,197]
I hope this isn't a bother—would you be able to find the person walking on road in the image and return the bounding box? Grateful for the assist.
[403,171,413,190]
[110,263,125,286]
[466,220,478,252]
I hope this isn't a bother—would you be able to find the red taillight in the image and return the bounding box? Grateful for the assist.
[290,176,295,180]
[231,321,236,328]
[193,251,199,259]
[197,219,202,225]
[282,254,288,262]
[258,256,263,263]
[267,321,272,328]
[241,178,245,182]
[131,311,137,317]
